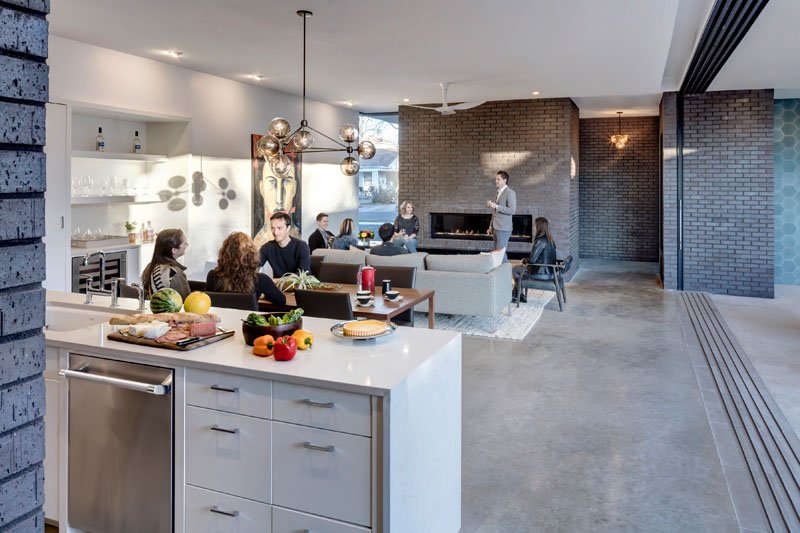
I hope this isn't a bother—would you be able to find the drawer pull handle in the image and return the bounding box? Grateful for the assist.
[302,398,334,408]
[210,424,239,435]
[209,505,239,517]
[303,441,335,453]
[210,384,239,393]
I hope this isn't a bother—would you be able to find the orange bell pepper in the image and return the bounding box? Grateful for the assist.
[252,334,275,357]
[292,329,314,350]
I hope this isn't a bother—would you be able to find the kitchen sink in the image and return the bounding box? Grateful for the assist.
[44,304,126,332]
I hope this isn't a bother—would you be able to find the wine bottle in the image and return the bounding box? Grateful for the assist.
[133,131,142,154]
[95,127,105,152]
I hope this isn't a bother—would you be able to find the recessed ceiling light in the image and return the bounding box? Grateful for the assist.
[163,50,184,59]
[248,74,265,81]
[532,91,540,96]
[345,101,354,107]
[402,98,410,103]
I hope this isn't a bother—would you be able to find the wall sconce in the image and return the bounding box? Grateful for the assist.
[609,111,630,149]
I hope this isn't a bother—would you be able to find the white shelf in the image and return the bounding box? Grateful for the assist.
[71,195,162,205]
[71,150,167,162]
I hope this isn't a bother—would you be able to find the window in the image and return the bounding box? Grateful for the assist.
[358,113,398,234]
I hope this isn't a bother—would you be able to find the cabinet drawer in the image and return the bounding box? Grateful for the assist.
[186,485,271,533]
[186,406,271,502]
[272,421,371,527]
[273,506,370,533]
[186,367,271,418]
[273,382,371,437]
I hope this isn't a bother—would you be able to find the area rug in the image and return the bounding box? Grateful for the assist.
[413,289,554,340]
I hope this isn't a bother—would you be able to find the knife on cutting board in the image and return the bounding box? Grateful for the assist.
[175,329,234,347]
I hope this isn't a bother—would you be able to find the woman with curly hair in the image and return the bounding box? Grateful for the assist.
[206,232,286,305]
[393,200,420,253]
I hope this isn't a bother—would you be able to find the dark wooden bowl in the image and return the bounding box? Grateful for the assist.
[241,314,303,346]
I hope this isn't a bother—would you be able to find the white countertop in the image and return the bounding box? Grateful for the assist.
[70,242,153,256]
[45,291,460,396]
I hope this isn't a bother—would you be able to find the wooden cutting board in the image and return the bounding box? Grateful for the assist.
[107,329,235,351]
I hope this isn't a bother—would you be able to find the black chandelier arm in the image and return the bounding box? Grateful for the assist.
[306,124,349,149]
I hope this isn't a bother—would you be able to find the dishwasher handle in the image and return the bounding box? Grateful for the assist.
[59,368,172,395]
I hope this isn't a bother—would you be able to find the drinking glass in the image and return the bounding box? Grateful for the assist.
[81,175,93,196]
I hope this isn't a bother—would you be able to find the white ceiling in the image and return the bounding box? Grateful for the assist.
[48,0,797,117]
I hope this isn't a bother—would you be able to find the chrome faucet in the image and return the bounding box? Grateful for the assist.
[82,251,107,290]
[131,282,147,311]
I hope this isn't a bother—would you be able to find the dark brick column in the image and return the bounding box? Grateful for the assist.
[0,0,49,529]
[661,89,774,297]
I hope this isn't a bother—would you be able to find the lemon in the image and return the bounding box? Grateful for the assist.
[183,291,211,314]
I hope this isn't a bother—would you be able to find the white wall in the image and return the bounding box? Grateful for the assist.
[49,36,360,280]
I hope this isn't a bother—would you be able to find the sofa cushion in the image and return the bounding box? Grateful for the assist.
[366,252,428,269]
[480,249,504,269]
[311,248,367,265]
[425,253,494,274]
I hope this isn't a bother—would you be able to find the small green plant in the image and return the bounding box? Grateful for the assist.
[124,221,137,232]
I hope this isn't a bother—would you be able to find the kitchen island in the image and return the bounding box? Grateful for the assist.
[44,291,461,532]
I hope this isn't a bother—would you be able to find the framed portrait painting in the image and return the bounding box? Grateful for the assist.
[251,134,302,249]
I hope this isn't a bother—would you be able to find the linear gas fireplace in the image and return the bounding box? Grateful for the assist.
[429,212,533,242]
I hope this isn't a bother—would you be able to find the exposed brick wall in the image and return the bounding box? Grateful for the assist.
[398,98,579,274]
[661,94,678,288]
[0,1,49,529]
[661,90,774,297]
[579,116,659,261]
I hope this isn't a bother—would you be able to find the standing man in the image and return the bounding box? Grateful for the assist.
[259,212,311,277]
[487,170,516,260]
[308,212,334,253]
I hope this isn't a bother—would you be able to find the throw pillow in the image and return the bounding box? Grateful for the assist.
[480,249,504,269]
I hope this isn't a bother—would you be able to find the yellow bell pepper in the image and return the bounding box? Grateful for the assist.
[292,329,314,350]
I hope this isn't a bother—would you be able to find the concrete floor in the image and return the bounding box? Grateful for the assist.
[712,285,800,437]
[461,260,740,532]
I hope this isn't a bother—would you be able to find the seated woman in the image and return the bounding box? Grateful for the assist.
[512,217,557,303]
[206,232,286,305]
[393,200,420,253]
[142,228,191,300]
[331,218,359,250]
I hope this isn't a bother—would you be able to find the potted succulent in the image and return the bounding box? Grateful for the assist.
[124,221,138,243]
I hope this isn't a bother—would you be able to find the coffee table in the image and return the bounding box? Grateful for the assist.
[260,284,436,329]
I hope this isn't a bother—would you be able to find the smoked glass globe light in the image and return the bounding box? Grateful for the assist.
[271,154,292,177]
[340,156,360,176]
[268,118,291,139]
[293,130,314,151]
[257,135,280,158]
[357,141,376,159]
[339,124,359,143]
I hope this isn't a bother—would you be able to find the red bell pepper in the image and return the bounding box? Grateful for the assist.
[273,335,298,361]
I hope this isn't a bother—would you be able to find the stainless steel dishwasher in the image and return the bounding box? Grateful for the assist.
[62,354,174,533]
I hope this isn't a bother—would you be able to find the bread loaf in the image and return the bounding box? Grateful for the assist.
[109,312,221,325]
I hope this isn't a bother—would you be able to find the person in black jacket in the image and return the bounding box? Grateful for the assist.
[206,231,286,305]
[307,212,334,253]
[512,217,557,303]
[259,212,311,277]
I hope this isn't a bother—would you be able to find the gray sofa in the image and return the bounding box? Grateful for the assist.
[311,248,512,317]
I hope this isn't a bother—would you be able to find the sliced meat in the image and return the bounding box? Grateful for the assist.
[157,331,190,343]
[189,322,217,337]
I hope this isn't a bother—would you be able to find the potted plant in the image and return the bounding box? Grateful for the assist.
[357,228,375,243]
[125,221,138,243]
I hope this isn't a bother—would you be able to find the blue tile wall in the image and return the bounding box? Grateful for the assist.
[774,100,800,285]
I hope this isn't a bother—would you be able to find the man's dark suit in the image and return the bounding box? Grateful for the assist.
[308,228,334,253]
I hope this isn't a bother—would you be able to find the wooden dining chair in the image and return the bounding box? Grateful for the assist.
[293,289,354,320]
[372,266,417,326]
[206,291,258,311]
[317,262,361,285]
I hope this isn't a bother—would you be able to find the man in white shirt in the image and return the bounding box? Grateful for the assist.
[486,170,516,260]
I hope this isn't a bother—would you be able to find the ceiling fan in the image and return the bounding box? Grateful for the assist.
[404,82,486,115]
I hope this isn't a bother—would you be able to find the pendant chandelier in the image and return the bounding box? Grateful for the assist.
[609,111,630,149]
[257,10,376,177]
